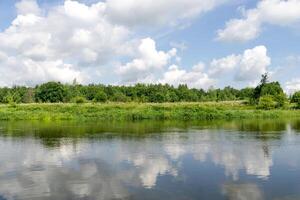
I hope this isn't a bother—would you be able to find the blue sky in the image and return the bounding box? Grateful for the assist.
[0,0,300,93]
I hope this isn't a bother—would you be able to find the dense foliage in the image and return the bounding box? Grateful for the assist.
[0,74,297,110]
[0,83,254,104]
[35,82,67,103]
[291,91,300,108]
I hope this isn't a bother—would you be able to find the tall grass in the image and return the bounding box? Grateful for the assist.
[0,102,299,121]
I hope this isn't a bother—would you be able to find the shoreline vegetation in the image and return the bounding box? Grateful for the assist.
[1,74,300,121]
[1,101,300,121]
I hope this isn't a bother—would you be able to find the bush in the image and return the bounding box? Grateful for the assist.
[72,96,87,104]
[4,92,21,104]
[111,91,128,102]
[258,95,276,110]
[274,93,288,108]
[93,91,107,102]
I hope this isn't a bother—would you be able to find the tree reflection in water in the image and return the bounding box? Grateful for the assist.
[0,119,300,199]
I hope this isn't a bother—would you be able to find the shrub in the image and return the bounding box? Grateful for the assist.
[274,93,288,108]
[93,91,107,102]
[72,96,87,104]
[4,92,21,104]
[258,95,276,110]
[112,91,128,102]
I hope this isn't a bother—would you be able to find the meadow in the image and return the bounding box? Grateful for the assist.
[0,101,299,121]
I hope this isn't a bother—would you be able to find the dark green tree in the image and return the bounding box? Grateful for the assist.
[291,91,300,108]
[252,73,286,108]
[291,91,300,103]
[35,82,67,103]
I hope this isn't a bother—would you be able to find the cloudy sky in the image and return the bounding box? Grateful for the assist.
[0,0,300,92]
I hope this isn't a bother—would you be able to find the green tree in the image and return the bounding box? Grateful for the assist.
[93,91,108,102]
[239,87,254,101]
[253,73,269,101]
[291,91,300,103]
[35,82,67,103]
[252,73,285,108]
[166,91,179,102]
[22,88,35,103]
[260,82,284,96]
[291,91,300,108]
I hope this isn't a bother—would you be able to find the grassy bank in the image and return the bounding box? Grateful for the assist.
[0,102,300,121]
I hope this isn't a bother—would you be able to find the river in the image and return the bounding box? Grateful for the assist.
[0,119,300,200]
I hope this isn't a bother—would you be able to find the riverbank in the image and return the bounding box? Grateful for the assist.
[0,102,299,121]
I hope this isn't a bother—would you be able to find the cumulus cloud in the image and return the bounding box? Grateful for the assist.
[209,54,241,76]
[105,0,228,27]
[0,0,277,88]
[285,79,300,94]
[235,45,270,81]
[269,55,300,94]
[0,55,82,86]
[208,45,270,84]
[15,0,41,15]
[117,38,177,83]
[0,0,228,86]
[217,0,300,42]
[0,0,132,86]
[117,45,270,89]
[160,63,215,89]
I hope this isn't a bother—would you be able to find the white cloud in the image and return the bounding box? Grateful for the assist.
[0,0,277,88]
[0,0,228,86]
[117,38,177,83]
[160,63,215,89]
[209,54,241,76]
[0,54,83,86]
[117,45,270,89]
[15,0,41,15]
[105,0,228,27]
[64,0,106,21]
[285,79,300,94]
[217,11,260,42]
[217,0,300,42]
[207,45,270,86]
[270,55,300,93]
[235,45,270,81]
[0,0,130,86]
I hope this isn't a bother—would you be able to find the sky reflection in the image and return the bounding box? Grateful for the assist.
[0,120,300,199]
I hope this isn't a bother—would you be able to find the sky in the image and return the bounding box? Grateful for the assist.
[0,0,300,93]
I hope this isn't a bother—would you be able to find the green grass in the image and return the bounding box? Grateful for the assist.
[0,102,300,121]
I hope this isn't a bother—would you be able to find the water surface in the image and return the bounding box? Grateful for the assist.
[1,119,300,200]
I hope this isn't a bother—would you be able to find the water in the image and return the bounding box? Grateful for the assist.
[0,119,300,200]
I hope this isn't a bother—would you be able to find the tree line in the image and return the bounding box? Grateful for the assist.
[0,74,299,109]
